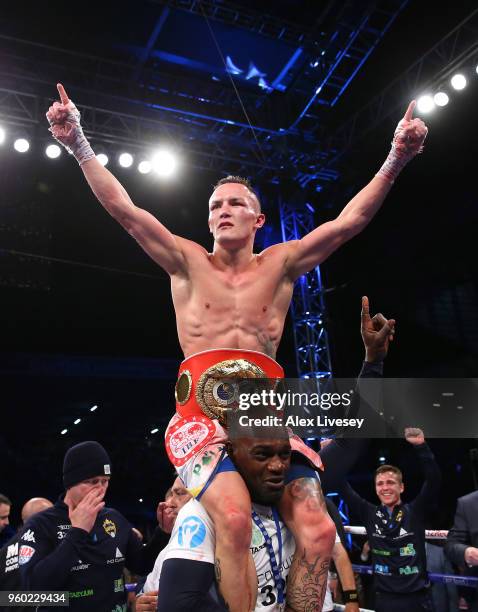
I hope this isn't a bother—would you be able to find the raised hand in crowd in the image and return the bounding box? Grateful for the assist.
[360,295,395,363]
[404,427,425,446]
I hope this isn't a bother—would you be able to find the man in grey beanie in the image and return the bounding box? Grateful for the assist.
[19,441,168,611]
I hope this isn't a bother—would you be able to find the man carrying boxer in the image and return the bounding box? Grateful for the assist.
[46,83,424,611]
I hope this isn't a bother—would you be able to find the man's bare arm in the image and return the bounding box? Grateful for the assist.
[46,83,187,276]
[286,100,428,280]
[332,542,359,611]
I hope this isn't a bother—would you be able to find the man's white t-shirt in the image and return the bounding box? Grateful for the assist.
[144,498,295,610]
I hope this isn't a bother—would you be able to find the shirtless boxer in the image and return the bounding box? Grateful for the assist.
[46,83,426,611]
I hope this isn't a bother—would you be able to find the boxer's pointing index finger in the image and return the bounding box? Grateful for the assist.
[57,83,69,105]
[403,100,416,121]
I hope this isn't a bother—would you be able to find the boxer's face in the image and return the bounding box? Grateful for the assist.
[208,183,264,246]
[229,437,291,505]
[375,471,403,508]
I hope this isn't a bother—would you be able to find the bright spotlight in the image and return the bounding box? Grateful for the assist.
[138,160,152,174]
[416,95,435,113]
[46,144,61,159]
[97,153,109,166]
[476,64,478,75]
[0,126,5,144]
[451,73,467,90]
[434,92,449,107]
[14,138,30,153]
[152,150,177,178]
[119,152,133,168]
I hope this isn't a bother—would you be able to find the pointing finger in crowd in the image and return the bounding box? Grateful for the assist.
[361,296,370,321]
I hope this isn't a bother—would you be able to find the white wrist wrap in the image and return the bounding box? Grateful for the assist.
[48,105,95,166]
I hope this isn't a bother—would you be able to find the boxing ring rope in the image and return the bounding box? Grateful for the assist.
[345,525,449,539]
[333,606,374,612]
[345,525,478,587]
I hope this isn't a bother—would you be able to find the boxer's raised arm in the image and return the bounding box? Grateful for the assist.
[285,101,427,280]
[46,84,187,277]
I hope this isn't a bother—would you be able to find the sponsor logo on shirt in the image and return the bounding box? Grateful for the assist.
[251,523,264,547]
[177,516,206,549]
[103,518,117,538]
[21,529,36,543]
[71,559,90,571]
[399,565,419,575]
[5,543,19,572]
[372,548,391,556]
[114,577,124,593]
[106,547,125,565]
[373,524,384,536]
[400,543,416,557]
[6,543,18,559]
[393,527,414,540]
[57,524,71,539]
[69,589,94,598]
[18,545,35,565]
[374,563,391,575]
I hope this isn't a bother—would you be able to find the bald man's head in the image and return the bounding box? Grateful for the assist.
[21,497,53,523]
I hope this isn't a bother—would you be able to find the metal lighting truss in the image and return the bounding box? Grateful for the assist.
[280,199,333,380]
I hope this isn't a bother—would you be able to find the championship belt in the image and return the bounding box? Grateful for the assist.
[175,349,284,427]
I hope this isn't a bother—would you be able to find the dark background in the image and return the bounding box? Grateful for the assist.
[0,1,477,531]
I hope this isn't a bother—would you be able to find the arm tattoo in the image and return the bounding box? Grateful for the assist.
[288,477,326,511]
[214,559,222,584]
[214,559,231,610]
[286,548,329,612]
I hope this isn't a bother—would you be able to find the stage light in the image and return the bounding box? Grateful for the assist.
[61,429,68,435]
[152,150,177,178]
[46,144,61,159]
[90,405,98,412]
[150,428,159,434]
[416,95,435,113]
[138,160,152,174]
[378,456,386,463]
[119,152,133,168]
[74,418,81,425]
[97,153,109,166]
[476,64,478,75]
[451,73,467,90]
[0,126,5,144]
[14,138,30,153]
[434,92,449,107]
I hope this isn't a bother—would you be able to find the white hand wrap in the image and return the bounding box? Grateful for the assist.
[376,119,424,184]
[48,105,95,166]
